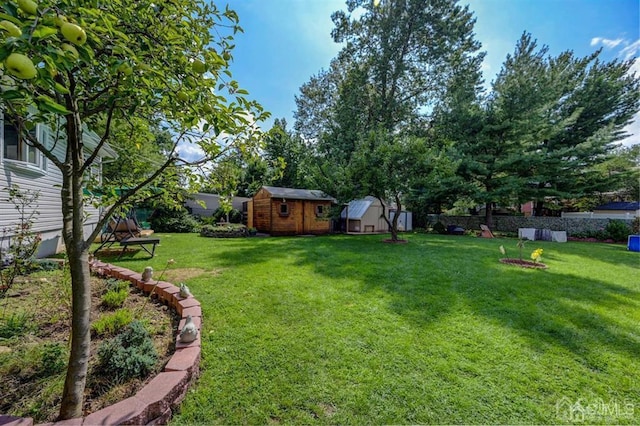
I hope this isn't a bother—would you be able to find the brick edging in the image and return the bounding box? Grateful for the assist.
[0,262,202,426]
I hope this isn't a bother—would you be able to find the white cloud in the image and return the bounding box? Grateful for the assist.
[591,36,640,61]
[590,37,624,49]
[177,142,205,163]
[619,57,640,147]
[620,39,640,61]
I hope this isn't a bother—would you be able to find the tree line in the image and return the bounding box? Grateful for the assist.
[230,0,639,237]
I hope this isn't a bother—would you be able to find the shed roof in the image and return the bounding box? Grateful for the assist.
[341,198,373,220]
[340,196,385,219]
[262,186,336,202]
[594,201,640,211]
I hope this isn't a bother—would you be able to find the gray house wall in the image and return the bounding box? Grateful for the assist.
[185,193,251,217]
[1,118,105,257]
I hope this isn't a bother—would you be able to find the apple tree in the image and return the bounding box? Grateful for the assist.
[0,0,266,419]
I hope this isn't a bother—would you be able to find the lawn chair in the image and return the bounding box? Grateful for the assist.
[94,212,142,253]
[479,224,494,238]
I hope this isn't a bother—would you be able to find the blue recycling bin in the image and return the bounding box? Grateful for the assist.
[628,235,640,252]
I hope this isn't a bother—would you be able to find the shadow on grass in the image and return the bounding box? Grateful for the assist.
[213,233,639,363]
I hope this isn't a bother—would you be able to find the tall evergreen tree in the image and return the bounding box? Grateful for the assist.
[296,0,483,239]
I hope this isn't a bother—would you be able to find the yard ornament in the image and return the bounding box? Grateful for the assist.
[179,315,198,343]
[179,282,192,298]
[141,266,153,282]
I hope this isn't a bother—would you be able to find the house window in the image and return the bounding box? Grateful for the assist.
[1,114,46,170]
[315,205,324,216]
[279,203,289,216]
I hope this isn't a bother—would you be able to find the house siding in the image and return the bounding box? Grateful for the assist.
[0,124,102,257]
[184,193,250,217]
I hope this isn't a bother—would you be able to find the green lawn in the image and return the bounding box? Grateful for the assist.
[110,233,640,424]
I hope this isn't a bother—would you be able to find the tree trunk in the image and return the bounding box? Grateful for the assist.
[59,238,91,419]
[58,109,92,420]
[390,195,402,242]
[534,200,544,217]
[484,202,493,229]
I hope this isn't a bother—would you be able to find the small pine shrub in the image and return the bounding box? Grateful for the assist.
[102,289,129,309]
[105,278,129,293]
[96,320,158,383]
[605,220,630,242]
[632,217,640,234]
[39,343,67,377]
[92,309,133,336]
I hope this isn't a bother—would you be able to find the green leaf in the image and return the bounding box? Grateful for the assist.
[0,13,20,25]
[32,26,59,39]
[0,89,25,101]
[36,95,71,114]
[53,82,70,95]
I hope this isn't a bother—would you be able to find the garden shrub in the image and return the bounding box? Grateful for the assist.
[633,217,640,234]
[95,320,158,383]
[200,223,249,238]
[39,343,67,377]
[149,206,200,233]
[92,308,133,336]
[102,289,129,309]
[105,278,129,293]
[32,259,62,272]
[212,207,243,224]
[605,220,631,242]
[0,311,35,339]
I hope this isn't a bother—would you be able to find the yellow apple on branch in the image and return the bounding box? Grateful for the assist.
[17,0,38,16]
[60,22,87,46]
[0,20,22,38]
[5,53,38,79]
[54,15,68,27]
[61,43,79,59]
[192,59,207,74]
[18,0,38,15]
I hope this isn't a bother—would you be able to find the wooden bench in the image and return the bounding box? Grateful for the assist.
[118,238,160,259]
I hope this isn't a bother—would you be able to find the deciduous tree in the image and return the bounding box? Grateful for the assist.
[0,0,266,418]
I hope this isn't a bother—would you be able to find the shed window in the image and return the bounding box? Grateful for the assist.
[279,203,289,216]
[315,205,324,216]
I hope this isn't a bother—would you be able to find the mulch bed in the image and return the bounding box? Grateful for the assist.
[499,258,548,269]
[0,273,178,423]
[382,239,408,244]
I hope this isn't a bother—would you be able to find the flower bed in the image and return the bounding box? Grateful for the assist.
[0,262,202,426]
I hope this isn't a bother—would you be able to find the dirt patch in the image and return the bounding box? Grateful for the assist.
[499,258,548,269]
[0,271,178,423]
[162,267,223,283]
[382,239,408,244]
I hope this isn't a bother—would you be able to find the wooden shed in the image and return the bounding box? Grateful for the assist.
[250,186,336,236]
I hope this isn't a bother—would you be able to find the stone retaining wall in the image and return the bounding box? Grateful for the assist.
[0,262,202,426]
[430,215,633,236]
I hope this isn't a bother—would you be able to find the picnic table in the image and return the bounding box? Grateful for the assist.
[117,237,160,259]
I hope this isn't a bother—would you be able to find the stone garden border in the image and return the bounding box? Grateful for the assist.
[0,261,202,426]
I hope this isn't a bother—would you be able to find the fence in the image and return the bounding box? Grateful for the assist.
[428,215,634,236]
[561,212,638,220]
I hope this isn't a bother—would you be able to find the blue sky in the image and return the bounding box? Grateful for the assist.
[223,0,639,144]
